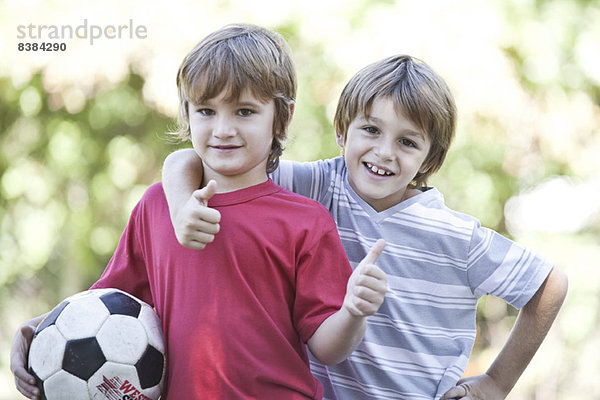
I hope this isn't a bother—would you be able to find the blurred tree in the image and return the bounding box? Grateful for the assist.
[277,21,345,162]
[0,71,185,320]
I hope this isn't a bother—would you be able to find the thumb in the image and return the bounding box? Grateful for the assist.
[360,239,386,266]
[21,324,36,341]
[441,385,467,399]
[193,179,218,206]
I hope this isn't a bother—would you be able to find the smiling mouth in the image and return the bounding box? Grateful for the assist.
[210,144,242,150]
[364,162,394,176]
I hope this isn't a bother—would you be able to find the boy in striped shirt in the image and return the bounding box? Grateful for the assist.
[162,55,568,400]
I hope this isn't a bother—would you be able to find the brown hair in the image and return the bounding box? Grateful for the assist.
[334,55,456,187]
[174,24,296,172]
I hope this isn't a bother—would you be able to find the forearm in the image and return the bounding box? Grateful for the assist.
[162,148,203,218]
[307,307,367,366]
[486,266,568,394]
[307,239,387,365]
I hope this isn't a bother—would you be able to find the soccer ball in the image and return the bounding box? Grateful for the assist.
[28,288,165,400]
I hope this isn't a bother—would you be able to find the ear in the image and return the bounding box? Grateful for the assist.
[275,101,295,137]
[287,101,295,127]
[335,131,345,148]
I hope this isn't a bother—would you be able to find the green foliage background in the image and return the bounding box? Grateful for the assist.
[1,0,599,398]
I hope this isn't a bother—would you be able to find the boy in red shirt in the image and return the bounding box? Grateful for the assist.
[11,23,387,399]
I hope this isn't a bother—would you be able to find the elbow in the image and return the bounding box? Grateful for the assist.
[306,334,357,366]
[306,310,367,366]
[163,148,195,169]
[307,330,364,366]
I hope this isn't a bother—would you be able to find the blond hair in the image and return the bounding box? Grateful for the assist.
[334,55,456,187]
[174,24,296,172]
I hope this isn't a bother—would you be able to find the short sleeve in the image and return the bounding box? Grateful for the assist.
[270,159,338,203]
[467,224,554,309]
[292,215,352,342]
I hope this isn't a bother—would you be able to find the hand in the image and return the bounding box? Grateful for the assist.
[344,239,388,317]
[441,374,508,400]
[10,323,40,399]
[172,179,221,250]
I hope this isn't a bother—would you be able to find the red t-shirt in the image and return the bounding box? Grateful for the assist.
[92,180,352,399]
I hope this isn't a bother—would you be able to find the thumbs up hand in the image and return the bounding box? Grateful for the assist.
[193,179,218,206]
[172,179,222,250]
[343,239,388,317]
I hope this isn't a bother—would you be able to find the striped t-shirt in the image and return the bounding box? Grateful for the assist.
[271,157,553,400]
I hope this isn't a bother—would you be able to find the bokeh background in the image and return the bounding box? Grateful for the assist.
[1,0,599,398]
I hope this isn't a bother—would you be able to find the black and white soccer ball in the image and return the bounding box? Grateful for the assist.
[28,288,165,400]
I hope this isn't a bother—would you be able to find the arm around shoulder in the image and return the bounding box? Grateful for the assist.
[162,149,221,249]
[162,148,204,219]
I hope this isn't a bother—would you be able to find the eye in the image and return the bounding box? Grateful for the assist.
[196,108,214,116]
[400,138,417,148]
[238,108,254,116]
[362,125,379,135]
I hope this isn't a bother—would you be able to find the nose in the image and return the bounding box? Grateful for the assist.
[213,116,236,139]
[373,136,394,161]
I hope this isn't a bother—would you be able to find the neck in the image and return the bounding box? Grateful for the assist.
[202,174,269,193]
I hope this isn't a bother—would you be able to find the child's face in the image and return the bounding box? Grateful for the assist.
[189,89,275,192]
[338,97,431,212]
